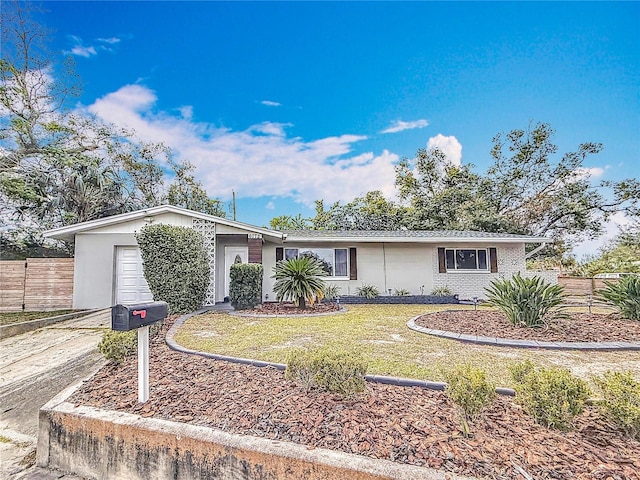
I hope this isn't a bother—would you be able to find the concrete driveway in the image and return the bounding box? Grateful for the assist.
[0,310,110,479]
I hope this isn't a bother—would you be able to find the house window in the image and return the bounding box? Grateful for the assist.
[283,248,348,277]
[445,249,488,271]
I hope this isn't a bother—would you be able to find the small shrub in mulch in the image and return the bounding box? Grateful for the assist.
[510,361,591,431]
[444,364,496,437]
[596,370,640,440]
[286,347,367,396]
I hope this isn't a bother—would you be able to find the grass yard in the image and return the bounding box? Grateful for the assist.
[175,304,639,388]
[0,310,76,326]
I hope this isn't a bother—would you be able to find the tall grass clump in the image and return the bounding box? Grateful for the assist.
[597,276,640,320]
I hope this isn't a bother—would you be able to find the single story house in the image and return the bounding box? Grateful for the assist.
[44,205,556,309]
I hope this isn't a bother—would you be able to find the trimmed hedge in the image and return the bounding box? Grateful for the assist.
[136,224,210,314]
[230,263,263,310]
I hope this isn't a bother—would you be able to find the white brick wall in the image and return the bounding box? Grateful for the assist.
[431,243,558,301]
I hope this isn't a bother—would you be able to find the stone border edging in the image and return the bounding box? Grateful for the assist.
[0,308,103,340]
[407,315,640,351]
[230,305,348,318]
[166,309,516,397]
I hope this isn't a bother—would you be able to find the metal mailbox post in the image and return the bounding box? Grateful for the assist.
[111,301,168,403]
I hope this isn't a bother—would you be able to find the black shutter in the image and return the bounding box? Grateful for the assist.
[349,247,357,280]
[276,247,283,262]
[437,247,446,273]
[489,247,498,273]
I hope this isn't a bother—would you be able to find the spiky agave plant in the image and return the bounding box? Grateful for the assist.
[272,256,326,309]
[597,276,640,320]
[485,273,566,327]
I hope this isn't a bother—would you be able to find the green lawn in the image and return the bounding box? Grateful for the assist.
[175,304,639,388]
[0,310,76,326]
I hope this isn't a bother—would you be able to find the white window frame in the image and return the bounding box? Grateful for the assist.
[284,247,349,279]
[445,248,490,273]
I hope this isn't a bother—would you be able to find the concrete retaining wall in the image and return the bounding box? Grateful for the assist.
[37,384,470,480]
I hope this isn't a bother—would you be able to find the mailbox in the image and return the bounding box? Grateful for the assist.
[111,301,168,331]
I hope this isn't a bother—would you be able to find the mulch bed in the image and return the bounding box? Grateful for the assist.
[414,310,640,343]
[71,318,640,480]
[242,301,341,315]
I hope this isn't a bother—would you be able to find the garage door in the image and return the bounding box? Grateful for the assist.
[115,246,154,305]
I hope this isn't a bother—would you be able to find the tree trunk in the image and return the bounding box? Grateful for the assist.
[298,296,306,309]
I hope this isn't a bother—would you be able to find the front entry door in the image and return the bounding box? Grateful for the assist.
[224,246,248,299]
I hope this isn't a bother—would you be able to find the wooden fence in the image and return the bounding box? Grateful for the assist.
[0,258,74,312]
[558,276,619,297]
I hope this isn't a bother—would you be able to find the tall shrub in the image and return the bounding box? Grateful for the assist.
[485,273,566,327]
[230,263,263,310]
[136,224,209,314]
[597,276,640,321]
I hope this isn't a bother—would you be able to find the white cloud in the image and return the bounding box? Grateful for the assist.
[97,37,122,45]
[177,105,193,120]
[426,134,462,166]
[87,84,398,206]
[265,201,275,210]
[66,45,97,58]
[261,100,281,107]
[574,166,605,179]
[65,35,125,57]
[381,119,429,134]
[572,211,631,259]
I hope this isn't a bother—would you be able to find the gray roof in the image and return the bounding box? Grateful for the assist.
[282,230,547,243]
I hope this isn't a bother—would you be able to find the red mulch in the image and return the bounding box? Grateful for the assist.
[242,301,341,315]
[71,318,640,480]
[414,310,640,343]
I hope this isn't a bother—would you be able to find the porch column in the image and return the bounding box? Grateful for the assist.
[248,233,263,264]
[192,219,216,305]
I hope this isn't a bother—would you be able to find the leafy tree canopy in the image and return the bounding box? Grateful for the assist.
[0,2,225,252]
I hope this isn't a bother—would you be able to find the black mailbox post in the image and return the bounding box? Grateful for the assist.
[110,301,168,404]
[111,301,168,331]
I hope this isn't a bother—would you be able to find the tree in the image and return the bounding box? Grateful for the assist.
[166,160,226,217]
[395,122,640,252]
[0,2,226,252]
[310,191,408,230]
[269,213,310,231]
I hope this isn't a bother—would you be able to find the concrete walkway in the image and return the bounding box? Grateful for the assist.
[0,309,110,479]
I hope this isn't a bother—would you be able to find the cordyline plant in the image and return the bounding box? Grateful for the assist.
[597,276,640,321]
[272,256,326,309]
[485,273,567,328]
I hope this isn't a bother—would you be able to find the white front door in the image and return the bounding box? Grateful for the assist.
[115,246,154,305]
[224,246,248,298]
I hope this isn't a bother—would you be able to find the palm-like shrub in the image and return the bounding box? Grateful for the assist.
[485,273,566,328]
[272,256,326,309]
[597,276,640,320]
[357,284,379,298]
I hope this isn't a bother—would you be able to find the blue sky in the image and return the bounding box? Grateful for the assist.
[39,1,639,255]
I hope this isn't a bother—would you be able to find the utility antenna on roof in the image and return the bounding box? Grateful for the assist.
[232,190,237,221]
